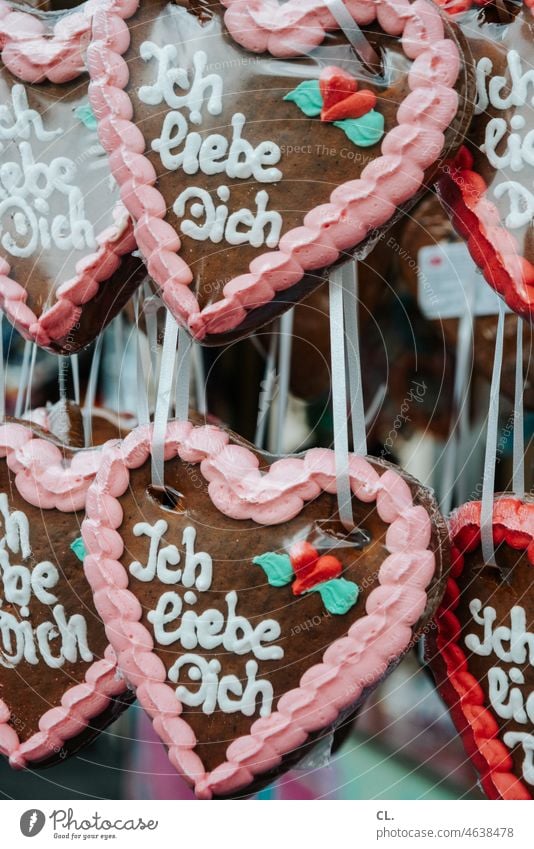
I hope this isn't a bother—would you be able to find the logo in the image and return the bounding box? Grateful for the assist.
[20,810,46,838]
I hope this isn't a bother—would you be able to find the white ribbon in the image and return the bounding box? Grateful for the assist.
[513,317,525,500]
[14,340,32,419]
[151,311,179,487]
[71,354,81,407]
[329,266,356,531]
[83,333,104,447]
[255,331,278,450]
[134,289,150,427]
[143,280,160,383]
[325,0,380,68]
[112,312,125,413]
[23,343,38,416]
[193,344,207,415]
[480,300,505,566]
[440,271,476,516]
[0,311,4,422]
[174,327,193,422]
[274,308,294,455]
[342,261,366,455]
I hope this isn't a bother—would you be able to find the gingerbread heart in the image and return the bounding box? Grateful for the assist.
[0,420,130,768]
[0,0,137,84]
[81,420,450,798]
[88,0,474,344]
[398,192,534,409]
[437,5,534,322]
[425,496,534,800]
[0,1,145,354]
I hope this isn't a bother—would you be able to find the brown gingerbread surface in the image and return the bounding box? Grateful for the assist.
[116,436,449,779]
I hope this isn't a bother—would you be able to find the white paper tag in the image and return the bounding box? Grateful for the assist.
[417,241,510,319]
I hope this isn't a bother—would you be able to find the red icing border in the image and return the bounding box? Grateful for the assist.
[0,0,138,84]
[87,0,461,341]
[0,421,127,768]
[81,421,440,798]
[426,496,534,801]
[437,146,534,322]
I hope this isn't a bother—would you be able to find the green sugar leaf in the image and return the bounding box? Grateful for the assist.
[309,577,360,615]
[334,110,385,148]
[70,537,86,563]
[253,552,294,587]
[284,80,323,117]
[74,102,98,131]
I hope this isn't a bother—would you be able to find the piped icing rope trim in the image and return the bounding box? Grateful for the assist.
[0,201,136,351]
[0,645,125,769]
[0,421,127,768]
[0,422,116,511]
[437,145,534,323]
[88,0,461,341]
[0,0,138,83]
[82,421,438,798]
[429,497,534,801]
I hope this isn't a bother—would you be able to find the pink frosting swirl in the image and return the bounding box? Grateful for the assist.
[0,0,138,83]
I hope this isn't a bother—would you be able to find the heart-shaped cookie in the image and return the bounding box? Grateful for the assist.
[0,4,145,354]
[0,420,130,768]
[0,0,137,83]
[398,192,534,409]
[81,420,450,797]
[88,0,473,344]
[425,496,534,800]
[437,5,534,321]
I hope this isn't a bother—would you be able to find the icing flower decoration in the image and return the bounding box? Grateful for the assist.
[253,541,359,615]
[74,101,98,131]
[70,537,86,562]
[284,65,384,148]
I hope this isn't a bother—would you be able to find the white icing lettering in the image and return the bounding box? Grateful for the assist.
[503,731,534,785]
[475,51,534,230]
[133,519,284,720]
[130,522,212,589]
[139,46,223,125]
[138,44,283,249]
[465,601,534,665]
[174,186,282,247]
[0,493,93,669]
[169,654,274,717]
[0,85,97,258]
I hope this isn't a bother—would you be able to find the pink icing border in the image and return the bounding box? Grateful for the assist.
[0,0,138,83]
[0,421,127,768]
[88,0,461,341]
[0,421,111,510]
[0,211,136,350]
[81,421,438,798]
